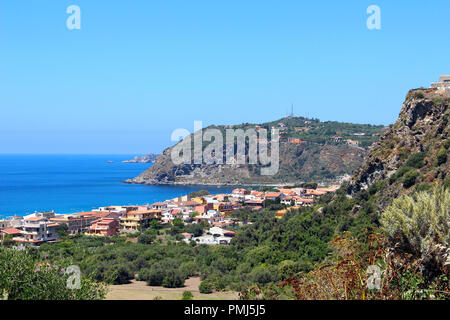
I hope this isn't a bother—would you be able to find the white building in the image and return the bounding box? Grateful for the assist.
[12,216,59,247]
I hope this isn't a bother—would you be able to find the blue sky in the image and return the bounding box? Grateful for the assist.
[1,0,449,154]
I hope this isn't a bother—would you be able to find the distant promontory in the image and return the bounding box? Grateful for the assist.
[122,154,159,164]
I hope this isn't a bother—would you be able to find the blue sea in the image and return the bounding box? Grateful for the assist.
[0,155,235,218]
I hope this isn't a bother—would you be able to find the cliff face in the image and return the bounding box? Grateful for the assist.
[347,89,449,208]
[125,117,383,186]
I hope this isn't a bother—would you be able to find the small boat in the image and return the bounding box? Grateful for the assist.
[106,160,114,163]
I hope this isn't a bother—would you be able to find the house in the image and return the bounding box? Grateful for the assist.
[190,197,205,204]
[1,228,22,236]
[194,203,214,214]
[214,194,229,202]
[95,206,128,215]
[295,198,314,206]
[244,199,264,207]
[278,188,296,196]
[250,190,264,197]
[431,75,450,94]
[265,192,282,201]
[304,189,327,198]
[12,217,59,247]
[89,218,120,236]
[50,213,92,234]
[217,202,237,214]
[150,202,166,210]
[330,136,343,142]
[439,75,450,83]
[345,139,360,146]
[232,188,247,197]
[120,210,161,231]
[193,210,223,225]
[280,196,294,206]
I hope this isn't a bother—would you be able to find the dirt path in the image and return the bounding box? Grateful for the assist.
[106,277,239,300]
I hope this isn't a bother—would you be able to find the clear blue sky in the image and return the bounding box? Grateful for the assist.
[1,0,449,154]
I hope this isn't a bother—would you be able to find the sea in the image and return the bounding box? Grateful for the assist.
[0,154,235,218]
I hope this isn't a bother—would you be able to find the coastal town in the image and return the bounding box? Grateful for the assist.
[0,185,339,248]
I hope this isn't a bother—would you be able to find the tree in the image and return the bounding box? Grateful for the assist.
[55,223,69,237]
[0,247,107,300]
[138,232,156,244]
[149,219,162,230]
[146,268,165,286]
[162,269,184,288]
[199,280,213,294]
[170,218,184,235]
[106,264,133,284]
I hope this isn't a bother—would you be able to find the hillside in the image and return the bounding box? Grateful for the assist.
[346,88,450,209]
[126,117,386,185]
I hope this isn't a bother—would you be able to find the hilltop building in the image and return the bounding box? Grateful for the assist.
[431,75,450,95]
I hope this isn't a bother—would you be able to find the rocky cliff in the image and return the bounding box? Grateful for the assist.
[347,88,450,208]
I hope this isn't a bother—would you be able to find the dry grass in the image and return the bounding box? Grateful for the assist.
[106,277,239,300]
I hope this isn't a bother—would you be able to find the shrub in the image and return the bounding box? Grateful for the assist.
[413,90,425,99]
[380,185,450,276]
[249,266,276,285]
[402,171,418,188]
[437,148,447,166]
[389,166,411,184]
[182,291,193,300]
[444,139,450,150]
[406,152,426,169]
[199,280,213,294]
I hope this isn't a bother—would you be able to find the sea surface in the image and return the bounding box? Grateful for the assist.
[0,155,235,218]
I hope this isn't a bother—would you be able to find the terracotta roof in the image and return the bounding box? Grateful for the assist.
[265,192,281,198]
[46,223,60,228]
[25,216,46,221]
[1,228,22,235]
[180,201,200,207]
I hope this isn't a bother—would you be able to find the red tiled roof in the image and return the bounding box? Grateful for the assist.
[46,223,60,228]
[1,228,21,235]
[25,216,46,221]
[265,192,281,198]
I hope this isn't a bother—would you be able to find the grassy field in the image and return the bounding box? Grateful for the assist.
[106,277,239,300]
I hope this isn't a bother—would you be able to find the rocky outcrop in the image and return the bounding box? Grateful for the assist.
[122,154,159,163]
[347,88,449,207]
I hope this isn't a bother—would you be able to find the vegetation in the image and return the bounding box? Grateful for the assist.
[182,290,193,300]
[241,185,449,300]
[0,247,107,300]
